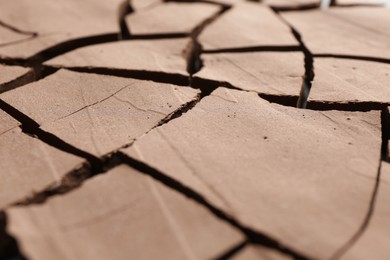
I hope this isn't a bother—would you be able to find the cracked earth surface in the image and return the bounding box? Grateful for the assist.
[0,0,390,259]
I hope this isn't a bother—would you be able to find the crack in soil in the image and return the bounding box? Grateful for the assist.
[273,8,314,109]
[214,239,249,260]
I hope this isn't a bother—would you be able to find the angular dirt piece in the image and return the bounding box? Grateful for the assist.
[0,0,123,58]
[309,58,390,104]
[0,109,84,209]
[341,161,390,260]
[195,52,304,95]
[45,39,190,76]
[125,2,220,35]
[199,2,298,51]
[0,64,34,93]
[7,165,243,260]
[123,87,381,259]
[282,7,390,59]
[0,69,199,156]
[231,244,292,260]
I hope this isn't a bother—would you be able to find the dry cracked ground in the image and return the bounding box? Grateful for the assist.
[0,0,390,259]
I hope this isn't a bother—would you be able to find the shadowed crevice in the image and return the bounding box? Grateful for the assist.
[258,93,390,112]
[203,45,301,54]
[118,0,134,39]
[273,9,314,109]
[26,33,120,65]
[270,2,320,12]
[13,154,123,206]
[183,2,232,85]
[314,54,390,65]
[0,212,26,260]
[0,70,35,95]
[215,239,249,260]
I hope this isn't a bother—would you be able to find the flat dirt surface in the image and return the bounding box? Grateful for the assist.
[0,0,390,260]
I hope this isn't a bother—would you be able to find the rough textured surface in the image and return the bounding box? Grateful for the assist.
[123,87,381,259]
[45,39,190,76]
[310,58,390,104]
[0,69,199,156]
[0,110,84,210]
[7,165,243,260]
[125,2,220,35]
[199,2,298,51]
[0,0,123,58]
[1,1,389,259]
[282,7,390,58]
[196,52,304,95]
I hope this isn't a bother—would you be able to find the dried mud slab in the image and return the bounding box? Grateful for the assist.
[7,165,243,260]
[0,69,199,156]
[199,2,298,51]
[340,161,390,260]
[123,87,381,259]
[125,2,220,35]
[310,58,390,104]
[46,39,190,76]
[195,52,304,95]
[0,0,123,58]
[0,64,34,93]
[282,7,390,58]
[0,110,84,209]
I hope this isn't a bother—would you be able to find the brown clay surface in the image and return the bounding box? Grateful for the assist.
[0,110,84,209]
[199,2,298,51]
[7,165,243,260]
[310,58,390,104]
[122,87,381,259]
[45,39,190,76]
[0,1,390,260]
[195,52,304,95]
[282,7,390,59]
[125,2,220,35]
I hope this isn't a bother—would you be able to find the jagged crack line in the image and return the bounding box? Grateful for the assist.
[330,158,382,260]
[272,9,314,109]
[203,45,301,54]
[119,153,310,260]
[185,3,232,85]
[214,239,249,260]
